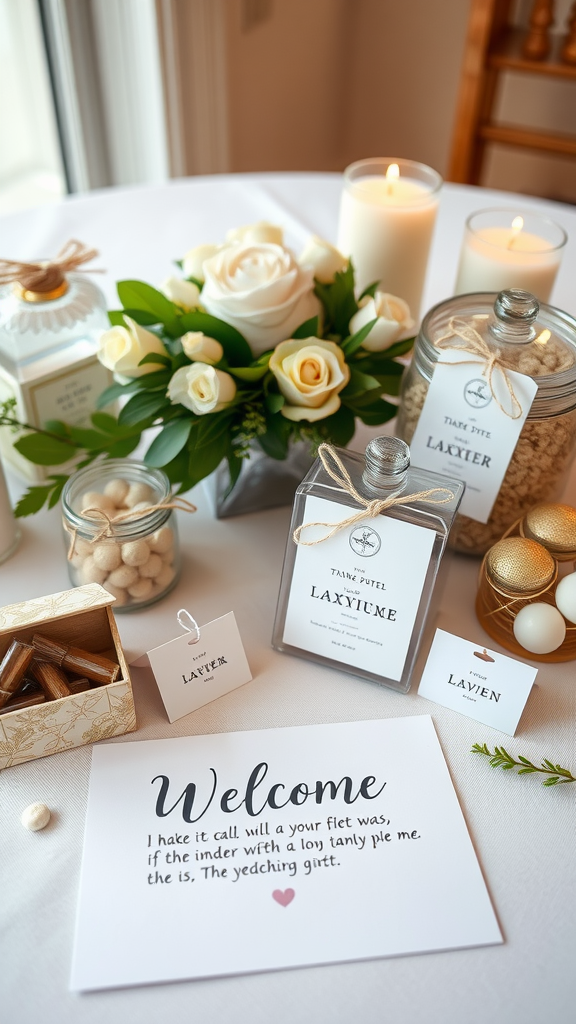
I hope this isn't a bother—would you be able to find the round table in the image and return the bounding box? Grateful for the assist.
[1,174,575,1024]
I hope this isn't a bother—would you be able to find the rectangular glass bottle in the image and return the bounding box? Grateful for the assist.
[272,437,464,694]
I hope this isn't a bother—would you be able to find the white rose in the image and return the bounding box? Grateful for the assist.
[269,338,350,422]
[168,363,236,415]
[182,244,220,281]
[181,331,223,364]
[201,241,320,356]
[349,292,414,352]
[298,236,348,284]
[226,221,284,246]
[160,277,200,311]
[97,316,168,380]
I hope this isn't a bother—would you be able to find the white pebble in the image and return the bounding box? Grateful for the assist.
[139,553,163,579]
[103,478,129,505]
[107,564,139,588]
[103,582,129,606]
[121,540,150,567]
[93,542,122,572]
[21,803,51,831]
[80,556,108,585]
[149,526,174,554]
[155,564,176,590]
[80,491,116,514]
[127,577,154,599]
[125,482,154,508]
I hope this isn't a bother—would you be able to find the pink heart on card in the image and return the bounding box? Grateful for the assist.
[272,888,295,907]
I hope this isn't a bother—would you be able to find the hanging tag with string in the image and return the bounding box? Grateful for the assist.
[141,608,252,723]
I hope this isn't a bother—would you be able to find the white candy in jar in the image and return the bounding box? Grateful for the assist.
[81,491,116,514]
[121,540,150,567]
[125,482,154,508]
[107,564,140,589]
[104,478,129,505]
[139,553,163,579]
[93,542,123,572]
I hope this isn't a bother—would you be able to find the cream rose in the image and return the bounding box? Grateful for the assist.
[349,292,414,352]
[298,236,348,284]
[181,331,223,365]
[269,338,350,422]
[168,363,236,415]
[201,241,320,357]
[97,316,168,380]
[160,277,200,310]
[226,221,284,246]
[182,244,220,282]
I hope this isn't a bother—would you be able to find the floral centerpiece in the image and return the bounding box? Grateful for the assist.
[5,222,415,516]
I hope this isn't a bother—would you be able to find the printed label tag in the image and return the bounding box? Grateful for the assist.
[146,612,252,723]
[409,350,537,523]
[282,495,435,682]
[417,628,537,734]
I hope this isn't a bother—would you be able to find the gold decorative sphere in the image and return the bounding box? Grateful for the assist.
[520,503,576,560]
[486,537,556,594]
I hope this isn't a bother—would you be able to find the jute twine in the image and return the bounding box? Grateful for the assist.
[0,240,102,294]
[292,443,455,546]
[434,317,523,420]
[64,497,197,560]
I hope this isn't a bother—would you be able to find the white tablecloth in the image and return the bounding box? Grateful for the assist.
[1,175,575,1024]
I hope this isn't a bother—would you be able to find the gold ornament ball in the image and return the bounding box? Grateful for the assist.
[486,537,556,594]
[521,502,576,560]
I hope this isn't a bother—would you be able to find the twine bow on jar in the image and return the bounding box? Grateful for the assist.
[64,496,197,559]
[0,240,103,300]
[293,443,455,546]
[434,317,523,420]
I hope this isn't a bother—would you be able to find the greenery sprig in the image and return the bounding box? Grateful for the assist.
[472,743,575,787]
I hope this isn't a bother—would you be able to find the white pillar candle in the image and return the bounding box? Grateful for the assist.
[0,459,20,564]
[337,158,442,319]
[454,209,567,302]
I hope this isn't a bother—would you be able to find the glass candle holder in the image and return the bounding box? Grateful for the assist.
[337,157,442,320]
[454,208,567,302]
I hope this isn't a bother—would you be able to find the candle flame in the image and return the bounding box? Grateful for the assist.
[508,216,524,249]
[386,163,399,195]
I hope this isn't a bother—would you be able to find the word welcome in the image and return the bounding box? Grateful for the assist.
[152,761,386,823]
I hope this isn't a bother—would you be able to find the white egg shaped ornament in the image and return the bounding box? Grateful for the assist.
[513,602,566,655]
[555,571,576,624]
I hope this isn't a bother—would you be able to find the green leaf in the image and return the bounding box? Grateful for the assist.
[321,404,356,447]
[118,390,169,427]
[43,419,70,437]
[194,412,233,449]
[13,433,76,466]
[341,367,380,398]
[106,435,141,459]
[543,777,559,786]
[228,364,269,382]
[379,336,415,360]
[348,398,398,425]
[358,281,379,301]
[341,319,378,357]
[223,451,243,498]
[292,316,320,339]
[135,369,172,391]
[117,280,180,334]
[265,393,285,414]
[66,427,110,449]
[144,417,193,467]
[108,310,126,327]
[258,414,291,459]
[314,262,358,338]
[177,311,252,365]
[14,484,55,517]
[96,382,134,408]
[121,308,162,327]
[91,412,121,434]
[138,351,172,367]
[187,431,229,484]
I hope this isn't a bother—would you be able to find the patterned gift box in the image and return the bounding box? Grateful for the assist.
[0,583,136,769]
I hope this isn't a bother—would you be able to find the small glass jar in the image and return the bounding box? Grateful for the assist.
[61,459,181,611]
[397,289,576,555]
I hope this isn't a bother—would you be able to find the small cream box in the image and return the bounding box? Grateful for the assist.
[0,583,136,770]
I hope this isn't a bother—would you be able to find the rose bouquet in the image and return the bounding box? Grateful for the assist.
[7,222,415,516]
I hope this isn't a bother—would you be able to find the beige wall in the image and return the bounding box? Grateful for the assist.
[219,0,576,202]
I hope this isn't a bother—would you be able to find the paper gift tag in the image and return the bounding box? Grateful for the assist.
[146,612,252,723]
[418,628,537,734]
[409,350,538,523]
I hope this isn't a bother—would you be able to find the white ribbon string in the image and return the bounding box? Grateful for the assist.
[177,608,201,644]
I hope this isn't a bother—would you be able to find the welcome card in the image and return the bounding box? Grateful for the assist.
[70,716,502,991]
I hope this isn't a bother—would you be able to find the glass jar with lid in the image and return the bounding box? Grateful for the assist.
[62,459,181,611]
[0,242,111,482]
[396,289,576,555]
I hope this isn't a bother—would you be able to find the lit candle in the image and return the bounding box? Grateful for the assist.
[337,158,442,319]
[454,208,567,302]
